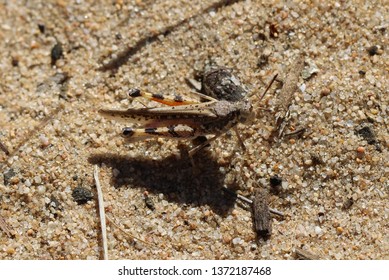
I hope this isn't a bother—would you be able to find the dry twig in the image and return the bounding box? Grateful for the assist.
[94,165,108,260]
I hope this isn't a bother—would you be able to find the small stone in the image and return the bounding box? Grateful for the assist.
[301,62,319,80]
[314,226,323,235]
[232,237,242,245]
[300,83,306,93]
[252,32,266,41]
[370,108,378,115]
[355,123,378,146]
[359,70,366,76]
[367,45,379,56]
[291,11,299,18]
[144,196,155,211]
[72,186,93,204]
[38,23,45,33]
[357,147,365,154]
[34,176,42,184]
[257,54,269,67]
[318,212,325,224]
[39,134,50,147]
[51,42,63,65]
[37,185,46,194]
[223,234,232,244]
[6,247,15,255]
[10,177,20,184]
[342,198,354,210]
[30,40,40,49]
[270,175,282,187]
[321,87,331,96]
[11,56,19,67]
[3,168,16,185]
[188,222,197,230]
[231,209,239,216]
[336,226,344,235]
[311,153,324,165]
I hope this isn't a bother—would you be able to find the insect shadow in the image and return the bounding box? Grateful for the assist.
[88,145,237,217]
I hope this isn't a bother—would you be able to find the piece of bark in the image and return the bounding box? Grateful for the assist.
[252,188,272,238]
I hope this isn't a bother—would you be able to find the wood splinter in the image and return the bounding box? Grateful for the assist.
[294,247,322,260]
[0,140,10,156]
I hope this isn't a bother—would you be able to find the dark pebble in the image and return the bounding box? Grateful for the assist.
[144,196,155,211]
[269,175,282,194]
[38,23,45,34]
[3,168,16,185]
[72,186,93,204]
[367,45,379,56]
[51,43,63,65]
[355,124,377,145]
[355,123,381,151]
[270,175,282,187]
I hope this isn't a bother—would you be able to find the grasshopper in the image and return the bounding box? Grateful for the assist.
[98,66,259,156]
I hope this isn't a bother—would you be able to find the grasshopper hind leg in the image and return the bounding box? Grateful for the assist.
[121,125,198,142]
[121,127,152,142]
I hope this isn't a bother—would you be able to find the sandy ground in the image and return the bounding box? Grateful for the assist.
[0,0,388,260]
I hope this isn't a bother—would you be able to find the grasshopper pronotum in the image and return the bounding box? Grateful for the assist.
[99,66,262,156]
